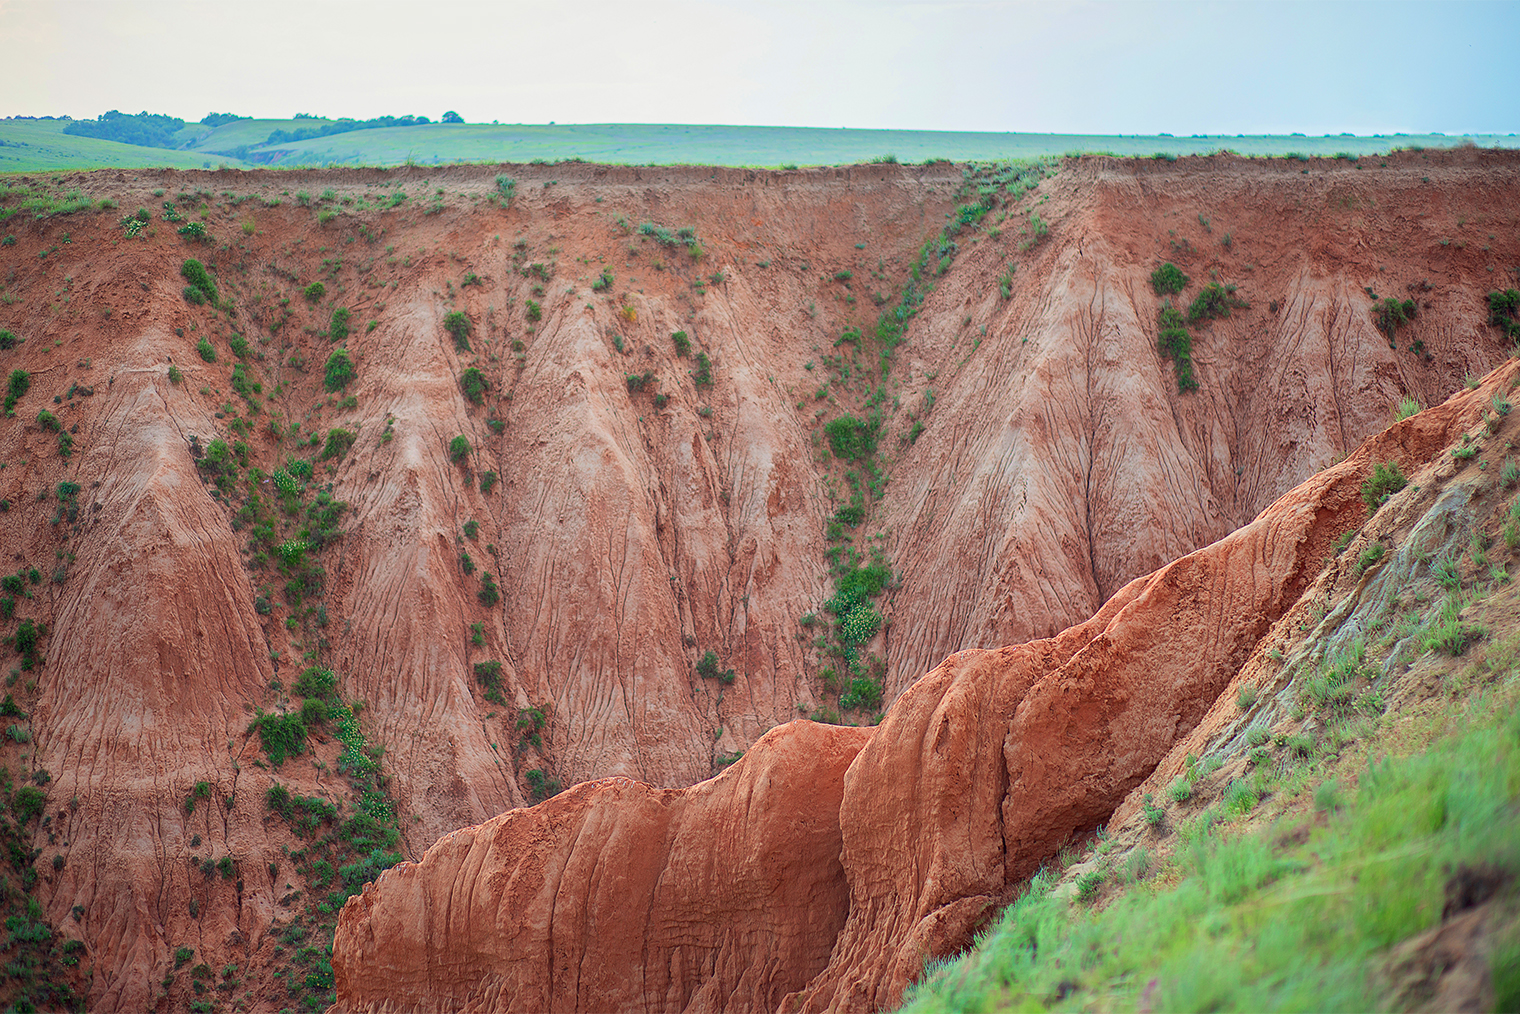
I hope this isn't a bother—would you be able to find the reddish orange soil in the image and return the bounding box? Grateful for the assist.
[0,148,1513,1011]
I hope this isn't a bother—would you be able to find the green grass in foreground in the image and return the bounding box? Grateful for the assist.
[900,669,1520,1013]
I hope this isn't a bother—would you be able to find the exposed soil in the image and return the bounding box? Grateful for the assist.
[0,148,1514,1010]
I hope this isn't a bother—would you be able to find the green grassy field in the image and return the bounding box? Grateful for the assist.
[1,118,1515,174]
[0,119,256,173]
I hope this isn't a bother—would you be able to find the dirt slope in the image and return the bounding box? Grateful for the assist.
[0,149,1512,1010]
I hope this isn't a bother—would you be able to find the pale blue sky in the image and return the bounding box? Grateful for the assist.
[2,0,1515,134]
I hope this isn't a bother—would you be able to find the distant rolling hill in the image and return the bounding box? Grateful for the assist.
[1,116,1514,172]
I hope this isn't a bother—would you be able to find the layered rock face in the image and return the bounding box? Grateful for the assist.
[0,149,1512,1010]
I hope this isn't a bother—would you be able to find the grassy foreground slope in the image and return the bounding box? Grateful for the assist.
[901,390,1520,1013]
[3,117,1516,172]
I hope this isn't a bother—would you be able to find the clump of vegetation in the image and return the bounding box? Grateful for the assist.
[329,306,351,342]
[443,310,472,352]
[1487,288,1520,341]
[1150,262,1189,296]
[671,330,691,357]
[323,349,355,392]
[460,367,487,405]
[1156,304,1197,392]
[448,435,470,463]
[181,258,218,304]
[1187,282,1247,321]
[303,281,326,303]
[1360,461,1408,511]
[1372,295,1418,345]
[694,650,736,685]
[824,414,880,461]
[248,710,306,766]
[693,351,714,387]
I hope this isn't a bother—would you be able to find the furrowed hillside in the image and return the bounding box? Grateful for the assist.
[0,148,1513,1011]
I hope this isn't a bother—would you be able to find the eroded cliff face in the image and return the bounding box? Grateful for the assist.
[0,149,1513,1010]
[331,363,1513,1013]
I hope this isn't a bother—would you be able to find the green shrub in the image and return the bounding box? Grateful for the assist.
[196,338,216,363]
[228,333,250,359]
[35,409,59,432]
[448,434,471,462]
[13,786,46,823]
[443,311,472,351]
[460,367,487,404]
[671,331,691,356]
[495,175,516,205]
[7,368,28,399]
[265,783,293,819]
[299,697,330,726]
[1360,461,1408,510]
[329,306,351,341]
[181,259,218,303]
[1187,282,1247,321]
[839,676,882,711]
[693,352,714,387]
[525,299,542,322]
[477,571,500,606]
[294,666,336,699]
[248,711,306,766]
[323,348,355,392]
[1372,297,1418,343]
[182,284,206,306]
[168,365,183,384]
[177,221,207,241]
[1486,288,1520,341]
[479,470,498,493]
[1357,542,1385,572]
[1150,262,1189,296]
[473,660,503,688]
[320,428,356,460]
[591,268,614,292]
[303,281,325,303]
[0,329,18,351]
[824,414,880,461]
[1157,303,1198,393]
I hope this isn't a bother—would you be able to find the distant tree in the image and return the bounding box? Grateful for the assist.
[200,112,248,128]
[441,111,464,124]
[63,110,184,148]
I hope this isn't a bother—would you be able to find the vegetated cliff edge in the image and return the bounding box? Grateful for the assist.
[0,148,1511,1010]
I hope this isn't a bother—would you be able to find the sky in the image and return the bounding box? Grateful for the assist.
[1,0,1515,136]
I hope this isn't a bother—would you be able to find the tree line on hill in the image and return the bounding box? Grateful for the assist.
[60,110,465,150]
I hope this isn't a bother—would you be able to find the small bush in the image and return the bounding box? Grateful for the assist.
[329,307,351,342]
[479,470,498,493]
[323,349,355,392]
[1372,297,1418,342]
[248,711,306,766]
[1150,262,1189,295]
[320,428,356,460]
[303,281,325,303]
[1360,461,1408,510]
[525,299,542,323]
[0,329,18,351]
[196,338,216,363]
[1187,282,1247,321]
[477,571,500,607]
[443,311,473,352]
[460,367,487,404]
[693,352,714,387]
[824,414,879,461]
[671,331,691,356]
[1357,542,1385,572]
[448,435,471,463]
[181,259,218,303]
